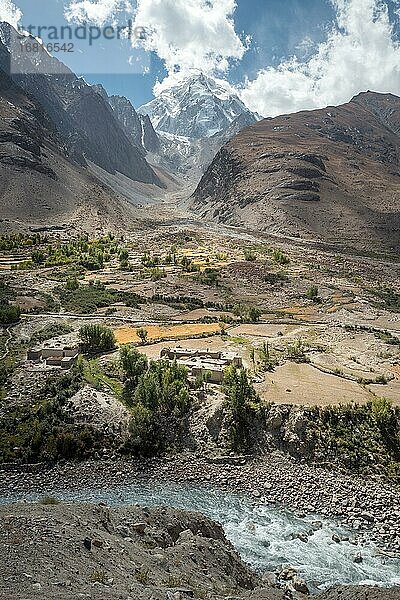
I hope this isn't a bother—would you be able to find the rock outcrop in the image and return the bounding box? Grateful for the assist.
[0,502,268,599]
[1,501,398,599]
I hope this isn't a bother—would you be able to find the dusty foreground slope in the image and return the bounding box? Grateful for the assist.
[1,502,270,600]
[191,92,400,253]
[1,502,399,600]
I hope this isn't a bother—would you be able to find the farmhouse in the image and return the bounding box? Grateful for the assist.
[160,346,243,384]
[27,339,80,369]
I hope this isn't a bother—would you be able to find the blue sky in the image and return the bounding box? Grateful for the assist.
[5,0,400,114]
[14,0,336,106]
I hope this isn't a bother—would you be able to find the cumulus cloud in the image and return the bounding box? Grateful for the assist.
[131,0,247,91]
[65,0,132,26]
[0,0,22,28]
[65,0,247,91]
[240,0,400,117]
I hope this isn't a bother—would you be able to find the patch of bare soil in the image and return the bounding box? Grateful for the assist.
[0,502,270,600]
[255,363,375,407]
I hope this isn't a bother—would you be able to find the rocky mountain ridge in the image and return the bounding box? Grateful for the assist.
[0,50,137,233]
[138,73,257,140]
[93,84,161,155]
[191,91,400,252]
[0,22,161,186]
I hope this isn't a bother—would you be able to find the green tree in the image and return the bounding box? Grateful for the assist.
[120,345,148,400]
[219,321,228,336]
[136,327,149,345]
[128,403,156,455]
[258,341,278,372]
[223,366,260,451]
[233,304,261,323]
[124,360,191,455]
[79,324,116,354]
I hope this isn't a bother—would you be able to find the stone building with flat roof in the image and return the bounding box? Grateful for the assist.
[160,346,243,383]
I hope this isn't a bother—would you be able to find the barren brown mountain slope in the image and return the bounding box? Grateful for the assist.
[0,68,139,233]
[191,92,400,253]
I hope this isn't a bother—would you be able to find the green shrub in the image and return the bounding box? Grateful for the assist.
[314,400,400,481]
[80,324,116,354]
[57,281,141,314]
[244,248,257,261]
[306,285,320,301]
[30,322,74,345]
[90,570,108,584]
[0,366,108,463]
[270,249,290,265]
[372,286,400,312]
[0,303,20,325]
[196,268,220,286]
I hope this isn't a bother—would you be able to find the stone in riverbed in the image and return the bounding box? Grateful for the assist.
[291,575,310,595]
[132,522,147,534]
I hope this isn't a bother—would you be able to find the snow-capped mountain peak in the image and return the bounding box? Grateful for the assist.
[138,73,257,140]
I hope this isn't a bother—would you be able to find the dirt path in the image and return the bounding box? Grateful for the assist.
[0,326,12,361]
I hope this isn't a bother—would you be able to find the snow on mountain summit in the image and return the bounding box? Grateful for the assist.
[138,73,257,140]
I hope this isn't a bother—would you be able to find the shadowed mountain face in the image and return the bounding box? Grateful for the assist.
[93,84,161,155]
[0,23,161,187]
[192,92,400,252]
[0,46,138,233]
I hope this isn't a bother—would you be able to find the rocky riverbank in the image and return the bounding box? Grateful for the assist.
[0,502,267,599]
[1,451,399,558]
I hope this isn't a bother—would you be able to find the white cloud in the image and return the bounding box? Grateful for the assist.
[132,0,247,92]
[65,0,132,26]
[240,0,400,117]
[0,0,22,28]
[65,0,247,92]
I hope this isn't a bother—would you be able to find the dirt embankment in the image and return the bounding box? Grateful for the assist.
[1,502,264,600]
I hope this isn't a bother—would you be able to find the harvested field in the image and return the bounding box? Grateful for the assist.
[114,322,221,344]
[255,362,375,407]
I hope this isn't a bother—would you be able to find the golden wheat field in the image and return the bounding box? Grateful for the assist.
[114,322,221,344]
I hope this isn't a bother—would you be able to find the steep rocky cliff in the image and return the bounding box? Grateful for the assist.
[0,51,137,232]
[0,23,161,186]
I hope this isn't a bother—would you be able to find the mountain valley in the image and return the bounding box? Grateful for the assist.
[0,16,399,600]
